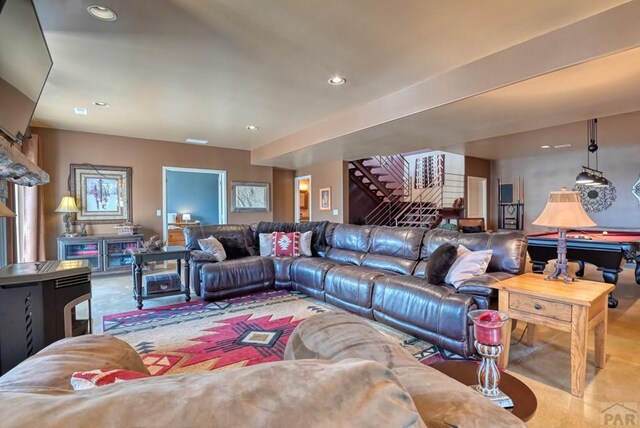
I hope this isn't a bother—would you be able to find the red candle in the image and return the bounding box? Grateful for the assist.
[474,311,503,345]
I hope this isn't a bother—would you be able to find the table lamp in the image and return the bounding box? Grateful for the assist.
[55,195,80,236]
[532,188,596,283]
[0,201,16,217]
[181,213,191,222]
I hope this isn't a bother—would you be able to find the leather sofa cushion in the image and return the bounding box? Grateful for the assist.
[184,224,255,253]
[419,229,460,260]
[269,256,297,289]
[361,253,417,275]
[252,221,329,256]
[369,226,424,260]
[372,276,475,342]
[324,266,386,309]
[331,224,373,252]
[325,248,366,266]
[290,258,343,291]
[324,222,339,248]
[457,232,527,274]
[420,230,526,275]
[200,256,274,293]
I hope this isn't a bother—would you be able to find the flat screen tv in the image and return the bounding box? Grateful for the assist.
[0,0,52,145]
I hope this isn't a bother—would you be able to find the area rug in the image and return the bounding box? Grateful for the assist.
[103,290,471,375]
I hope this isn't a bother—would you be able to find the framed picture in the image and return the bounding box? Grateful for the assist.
[70,164,132,224]
[231,181,270,212]
[319,187,331,211]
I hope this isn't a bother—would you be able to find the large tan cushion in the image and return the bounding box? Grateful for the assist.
[285,312,527,428]
[0,359,426,428]
[0,334,148,392]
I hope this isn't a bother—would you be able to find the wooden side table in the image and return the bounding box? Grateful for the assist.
[491,273,613,397]
[129,247,191,310]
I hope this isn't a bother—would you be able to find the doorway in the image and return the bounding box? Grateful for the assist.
[162,167,226,246]
[466,176,487,222]
[294,175,311,223]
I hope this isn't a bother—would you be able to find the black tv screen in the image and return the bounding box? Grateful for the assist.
[0,0,52,145]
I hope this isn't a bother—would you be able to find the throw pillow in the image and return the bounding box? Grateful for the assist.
[197,236,226,262]
[218,237,251,260]
[426,243,457,284]
[272,231,300,257]
[71,369,149,390]
[259,233,274,257]
[461,225,483,233]
[299,231,313,256]
[445,246,493,288]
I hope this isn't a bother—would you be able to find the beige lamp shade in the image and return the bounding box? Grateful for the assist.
[532,189,596,228]
[0,201,16,217]
[182,213,191,222]
[55,196,80,213]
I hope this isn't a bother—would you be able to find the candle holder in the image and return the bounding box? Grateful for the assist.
[468,309,514,408]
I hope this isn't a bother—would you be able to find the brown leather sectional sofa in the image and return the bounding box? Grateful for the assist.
[185,221,527,357]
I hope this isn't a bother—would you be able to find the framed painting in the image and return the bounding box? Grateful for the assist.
[70,164,132,224]
[319,187,331,211]
[231,181,270,212]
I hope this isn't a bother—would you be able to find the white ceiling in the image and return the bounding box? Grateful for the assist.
[31,0,636,167]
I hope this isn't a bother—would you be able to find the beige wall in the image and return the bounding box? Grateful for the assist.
[37,127,273,258]
[0,78,34,142]
[272,168,294,222]
[295,160,348,223]
[490,116,640,232]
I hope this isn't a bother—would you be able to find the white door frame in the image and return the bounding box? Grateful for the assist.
[466,176,487,221]
[294,175,312,223]
[162,166,227,244]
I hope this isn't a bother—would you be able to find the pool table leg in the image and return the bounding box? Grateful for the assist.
[575,260,585,278]
[601,269,619,309]
[531,261,547,274]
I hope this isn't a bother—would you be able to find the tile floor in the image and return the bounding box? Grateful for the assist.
[90,261,640,427]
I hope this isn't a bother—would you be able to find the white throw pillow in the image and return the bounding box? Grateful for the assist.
[300,231,313,256]
[197,236,226,262]
[445,245,492,288]
[259,233,273,257]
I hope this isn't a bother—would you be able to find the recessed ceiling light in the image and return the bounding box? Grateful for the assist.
[87,5,117,21]
[554,144,572,149]
[93,102,109,107]
[185,138,208,145]
[246,125,259,131]
[328,76,346,86]
[540,145,551,149]
[73,107,88,116]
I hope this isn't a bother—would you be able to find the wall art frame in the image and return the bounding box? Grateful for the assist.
[231,181,270,212]
[319,187,332,211]
[70,164,132,224]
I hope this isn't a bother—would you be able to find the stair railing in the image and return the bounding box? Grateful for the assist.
[364,154,411,226]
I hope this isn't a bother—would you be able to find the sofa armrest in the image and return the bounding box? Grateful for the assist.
[0,335,148,392]
[189,250,219,263]
[455,272,515,309]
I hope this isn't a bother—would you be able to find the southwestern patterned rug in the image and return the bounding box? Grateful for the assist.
[103,290,472,375]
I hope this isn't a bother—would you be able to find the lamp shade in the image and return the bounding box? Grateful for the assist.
[181,213,191,222]
[0,201,16,217]
[532,189,596,228]
[55,196,79,213]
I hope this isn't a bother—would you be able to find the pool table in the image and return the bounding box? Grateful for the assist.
[527,230,640,308]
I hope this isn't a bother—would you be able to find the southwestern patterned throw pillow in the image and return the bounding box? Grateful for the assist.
[271,231,301,257]
[71,369,150,390]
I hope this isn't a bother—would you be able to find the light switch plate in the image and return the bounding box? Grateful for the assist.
[156,209,162,217]
[332,209,339,216]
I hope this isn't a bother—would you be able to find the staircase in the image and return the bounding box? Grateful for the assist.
[349,152,465,229]
[349,155,411,226]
